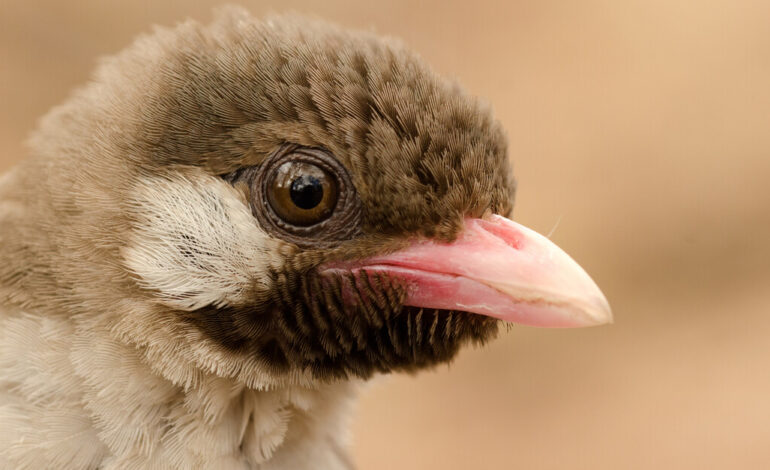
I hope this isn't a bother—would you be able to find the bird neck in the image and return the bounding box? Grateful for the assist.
[77,332,360,468]
[1,307,358,469]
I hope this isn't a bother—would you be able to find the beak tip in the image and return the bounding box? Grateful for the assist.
[582,294,613,326]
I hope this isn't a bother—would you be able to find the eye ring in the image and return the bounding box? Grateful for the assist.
[249,144,363,248]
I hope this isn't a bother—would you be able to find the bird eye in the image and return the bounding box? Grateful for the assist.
[266,161,339,226]
[228,145,363,248]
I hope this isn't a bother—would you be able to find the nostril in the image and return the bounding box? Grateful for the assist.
[473,217,523,250]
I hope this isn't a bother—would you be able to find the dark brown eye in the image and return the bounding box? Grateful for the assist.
[266,161,338,226]
[230,145,363,248]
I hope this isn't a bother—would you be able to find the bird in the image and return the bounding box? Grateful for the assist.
[0,7,611,470]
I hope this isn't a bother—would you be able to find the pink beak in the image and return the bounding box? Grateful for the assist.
[323,215,612,328]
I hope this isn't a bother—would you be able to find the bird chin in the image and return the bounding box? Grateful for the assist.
[178,267,500,382]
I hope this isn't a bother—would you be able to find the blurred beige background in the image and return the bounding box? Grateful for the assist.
[2,1,769,468]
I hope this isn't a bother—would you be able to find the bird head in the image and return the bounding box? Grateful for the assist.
[15,8,610,389]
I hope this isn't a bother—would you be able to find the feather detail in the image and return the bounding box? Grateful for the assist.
[0,307,356,469]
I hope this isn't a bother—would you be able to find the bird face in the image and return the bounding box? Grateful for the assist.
[26,9,610,387]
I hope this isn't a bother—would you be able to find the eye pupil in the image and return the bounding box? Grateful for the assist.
[290,175,324,210]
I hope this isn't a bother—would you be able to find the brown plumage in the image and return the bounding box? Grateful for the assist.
[0,7,609,469]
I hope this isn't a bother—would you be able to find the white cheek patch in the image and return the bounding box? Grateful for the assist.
[123,170,285,311]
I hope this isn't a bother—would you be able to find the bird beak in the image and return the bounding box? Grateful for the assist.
[324,215,612,328]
